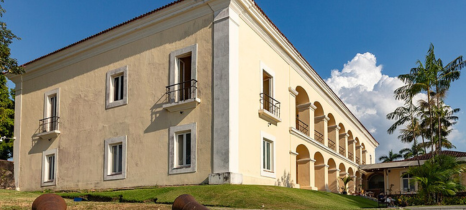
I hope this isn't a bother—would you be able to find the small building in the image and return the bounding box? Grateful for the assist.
[360,151,466,196]
[8,0,378,191]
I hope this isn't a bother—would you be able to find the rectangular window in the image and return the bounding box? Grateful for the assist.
[41,148,57,186]
[43,88,60,133]
[169,123,197,175]
[111,144,123,174]
[113,75,124,101]
[262,139,273,171]
[46,154,55,181]
[104,136,127,181]
[262,70,273,112]
[176,132,191,167]
[168,44,198,104]
[178,55,192,101]
[402,173,415,192]
[106,66,128,109]
[49,95,58,130]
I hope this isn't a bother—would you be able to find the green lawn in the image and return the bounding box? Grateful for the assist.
[57,185,377,209]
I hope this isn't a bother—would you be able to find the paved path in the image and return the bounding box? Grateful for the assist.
[406,206,466,210]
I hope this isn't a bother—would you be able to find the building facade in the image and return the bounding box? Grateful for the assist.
[8,0,378,191]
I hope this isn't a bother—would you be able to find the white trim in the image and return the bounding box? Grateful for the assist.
[169,123,197,174]
[105,66,128,109]
[260,131,276,178]
[288,87,298,97]
[41,148,57,187]
[104,136,127,181]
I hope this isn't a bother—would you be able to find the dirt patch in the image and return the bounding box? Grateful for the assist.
[0,160,14,189]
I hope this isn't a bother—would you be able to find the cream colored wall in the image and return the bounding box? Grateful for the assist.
[17,13,213,191]
[237,12,377,188]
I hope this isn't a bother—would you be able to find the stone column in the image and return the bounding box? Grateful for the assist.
[357,145,362,164]
[309,159,317,190]
[324,164,330,192]
[290,150,299,188]
[288,87,298,129]
[348,138,355,161]
[339,133,349,158]
[210,4,242,184]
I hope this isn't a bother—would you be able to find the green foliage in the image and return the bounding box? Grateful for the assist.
[0,0,24,75]
[399,139,425,159]
[339,176,353,192]
[0,75,13,160]
[407,154,466,204]
[378,150,402,162]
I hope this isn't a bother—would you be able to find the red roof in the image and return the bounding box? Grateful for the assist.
[22,0,379,145]
[401,151,466,162]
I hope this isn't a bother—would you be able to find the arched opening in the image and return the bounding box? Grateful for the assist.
[327,158,338,192]
[361,143,366,165]
[368,173,385,195]
[338,163,346,193]
[348,167,355,194]
[327,114,337,151]
[347,130,354,161]
[313,102,325,144]
[338,123,346,158]
[314,152,326,191]
[296,144,310,188]
[295,86,311,136]
[355,138,361,164]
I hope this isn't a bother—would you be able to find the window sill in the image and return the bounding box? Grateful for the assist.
[258,109,281,125]
[41,180,56,187]
[260,169,276,178]
[163,98,201,112]
[35,130,60,140]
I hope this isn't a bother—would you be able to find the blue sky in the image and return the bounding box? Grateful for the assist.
[3,0,466,161]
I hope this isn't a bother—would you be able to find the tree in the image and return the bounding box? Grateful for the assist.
[399,139,425,160]
[340,176,353,194]
[407,154,466,204]
[0,0,24,159]
[378,150,402,163]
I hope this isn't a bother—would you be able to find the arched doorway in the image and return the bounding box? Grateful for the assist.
[314,152,326,191]
[338,163,346,193]
[327,158,338,192]
[368,173,385,195]
[296,145,310,188]
[348,167,354,194]
[296,87,311,136]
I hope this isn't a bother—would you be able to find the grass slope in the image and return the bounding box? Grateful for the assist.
[58,185,377,209]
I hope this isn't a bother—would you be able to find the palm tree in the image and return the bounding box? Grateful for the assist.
[378,150,402,163]
[399,139,425,159]
[340,176,353,194]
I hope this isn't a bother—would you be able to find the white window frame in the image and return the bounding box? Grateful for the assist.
[43,88,60,131]
[260,131,276,178]
[104,136,127,180]
[168,44,198,103]
[105,66,128,109]
[400,170,417,193]
[169,123,197,174]
[41,148,57,186]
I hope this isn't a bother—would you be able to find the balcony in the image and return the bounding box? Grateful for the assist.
[258,93,281,124]
[296,118,309,136]
[339,146,345,156]
[163,79,200,112]
[348,152,354,161]
[314,130,323,144]
[328,138,336,151]
[356,156,360,164]
[35,116,60,139]
[362,160,366,165]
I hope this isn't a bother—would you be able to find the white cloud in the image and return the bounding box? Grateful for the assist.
[325,52,466,162]
[325,53,408,162]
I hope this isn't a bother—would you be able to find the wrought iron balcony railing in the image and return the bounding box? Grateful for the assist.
[362,160,366,165]
[314,130,324,144]
[328,138,336,151]
[356,156,360,164]
[348,152,354,161]
[296,118,309,136]
[39,116,59,133]
[166,79,198,103]
[260,93,280,118]
[339,146,345,156]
